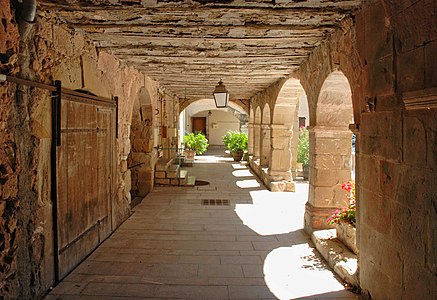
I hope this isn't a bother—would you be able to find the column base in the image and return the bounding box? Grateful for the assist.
[304,202,340,234]
[248,157,295,192]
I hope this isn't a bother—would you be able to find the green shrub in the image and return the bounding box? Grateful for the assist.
[183,132,209,155]
[222,130,238,149]
[226,131,248,152]
[297,128,309,166]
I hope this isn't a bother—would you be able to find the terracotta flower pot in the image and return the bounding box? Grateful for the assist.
[183,149,196,160]
[232,150,244,162]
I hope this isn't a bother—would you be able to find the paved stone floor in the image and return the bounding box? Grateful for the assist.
[46,149,361,300]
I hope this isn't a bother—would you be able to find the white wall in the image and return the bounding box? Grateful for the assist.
[180,108,240,146]
[207,110,240,146]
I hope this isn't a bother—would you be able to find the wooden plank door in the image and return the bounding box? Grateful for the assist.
[192,117,206,135]
[56,93,115,279]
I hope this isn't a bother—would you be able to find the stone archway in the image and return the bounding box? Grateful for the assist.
[271,78,308,184]
[260,104,271,167]
[305,70,353,232]
[128,87,155,200]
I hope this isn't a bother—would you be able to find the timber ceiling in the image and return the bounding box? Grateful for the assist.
[39,0,362,101]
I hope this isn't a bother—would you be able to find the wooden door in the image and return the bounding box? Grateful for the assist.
[55,91,115,279]
[192,117,206,135]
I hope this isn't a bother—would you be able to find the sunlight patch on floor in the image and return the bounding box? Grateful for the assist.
[264,245,346,300]
[232,169,254,177]
[236,179,261,188]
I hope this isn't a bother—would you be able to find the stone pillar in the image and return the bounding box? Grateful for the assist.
[290,116,300,180]
[260,124,271,167]
[304,126,353,232]
[269,124,292,178]
[248,123,254,155]
[253,123,261,158]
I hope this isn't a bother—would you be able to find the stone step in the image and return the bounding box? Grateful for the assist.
[186,176,196,186]
[155,158,174,171]
[166,164,180,179]
[178,169,188,179]
[311,229,359,288]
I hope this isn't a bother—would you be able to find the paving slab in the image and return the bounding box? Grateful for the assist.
[46,149,360,300]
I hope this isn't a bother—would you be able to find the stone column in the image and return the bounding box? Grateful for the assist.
[304,126,353,232]
[253,123,261,159]
[260,124,271,167]
[290,117,300,180]
[269,124,291,178]
[248,123,254,155]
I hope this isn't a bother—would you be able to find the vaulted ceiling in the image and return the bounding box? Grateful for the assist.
[39,0,361,101]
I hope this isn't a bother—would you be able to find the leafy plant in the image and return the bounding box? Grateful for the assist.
[183,132,209,155]
[327,180,356,227]
[222,130,238,150]
[297,128,309,166]
[226,131,248,152]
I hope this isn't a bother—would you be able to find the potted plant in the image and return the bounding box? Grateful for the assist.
[223,130,237,156]
[297,128,309,179]
[183,132,209,159]
[227,132,248,162]
[327,180,358,254]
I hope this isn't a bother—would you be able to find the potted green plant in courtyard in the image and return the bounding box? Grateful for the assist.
[227,131,248,162]
[223,130,238,156]
[297,128,309,179]
[183,132,209,159]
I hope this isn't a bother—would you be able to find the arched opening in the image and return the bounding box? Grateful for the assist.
[271,79,308,183]
[179,99,248,149]
[128,87,154,201]
[260,104,271,167]
[305,70,354,232]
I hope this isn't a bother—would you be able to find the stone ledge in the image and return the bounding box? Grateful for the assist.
[311,229,359,288]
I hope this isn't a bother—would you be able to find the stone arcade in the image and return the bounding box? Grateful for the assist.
[0,0,436,299]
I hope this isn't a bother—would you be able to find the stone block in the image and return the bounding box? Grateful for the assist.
[394,0,437,53]
[52,57,82,89]
[360,154,380,192]
[82,54,112,98]
[155,178,170,185]
[53,25,74,57]
[397,47,425,93]
[361,189,391,235]
[425,40,437,89]
[368,54,395,96]
[312,137,352,156]
[155,171,166,179]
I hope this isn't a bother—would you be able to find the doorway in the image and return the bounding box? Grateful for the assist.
[192,117,207,136]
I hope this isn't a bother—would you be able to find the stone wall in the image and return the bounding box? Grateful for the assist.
[299,0,437,298]
[0,4,166,298]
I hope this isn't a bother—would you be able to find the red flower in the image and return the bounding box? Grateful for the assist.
[341,181,353,192]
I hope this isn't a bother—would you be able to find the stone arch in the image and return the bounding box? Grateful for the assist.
[260,104,271,166]
[128,87,155,199]
[253,106,262,158]
[179,99,248,146]
[270,78,308,184]
[305,70,354,231]
[316,71,353,127]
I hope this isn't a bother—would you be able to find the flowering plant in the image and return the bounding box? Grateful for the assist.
[327,180,356,227]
